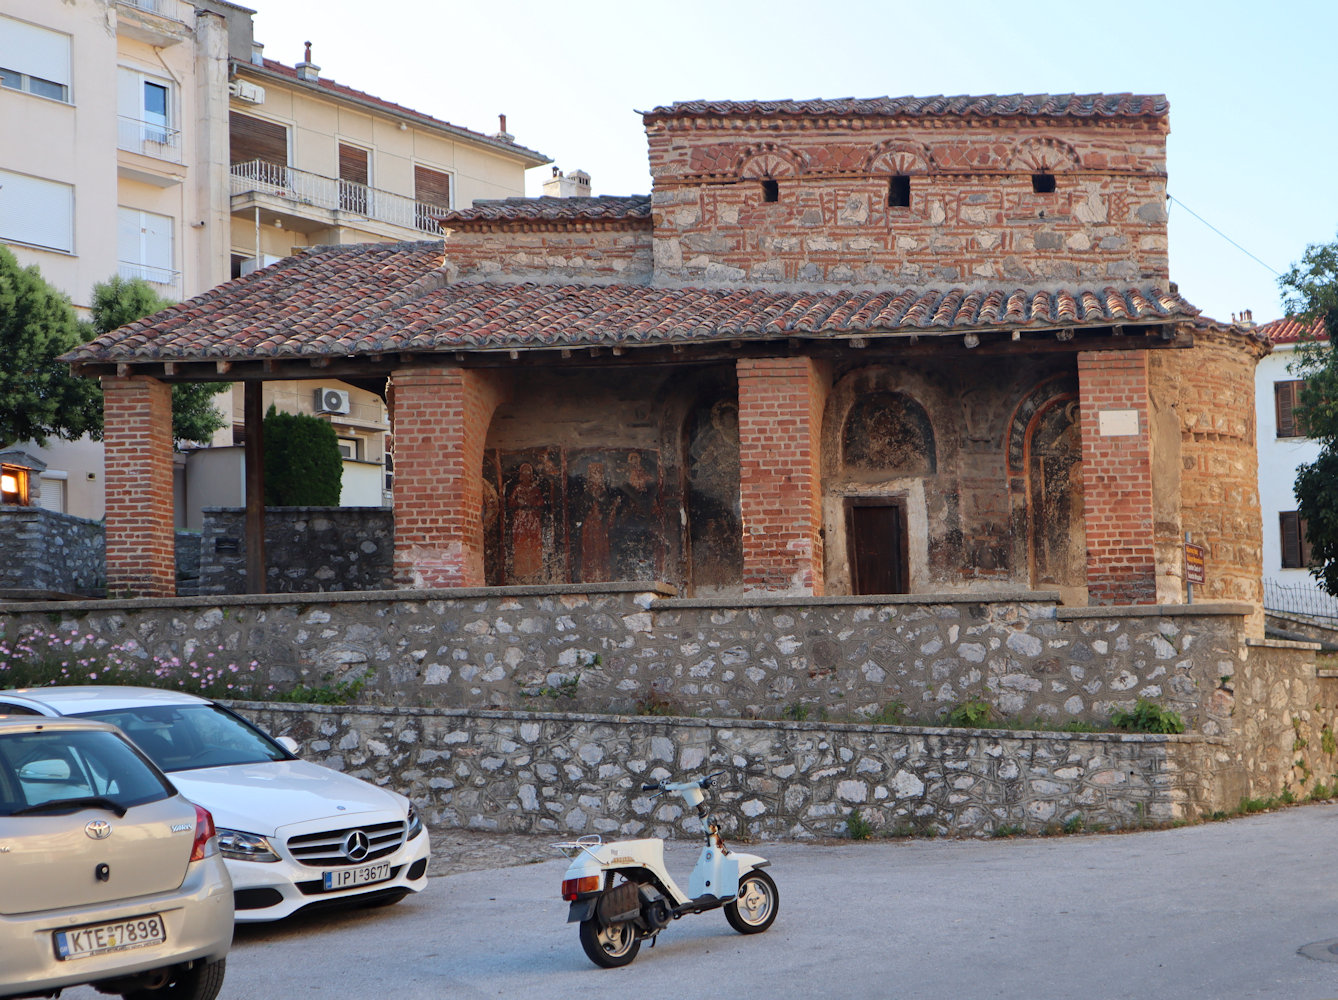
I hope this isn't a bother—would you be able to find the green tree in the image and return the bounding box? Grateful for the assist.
[262,405,342,506]
[0,247,102,449]
[1281,235,1338,595]
[89,276,231,445]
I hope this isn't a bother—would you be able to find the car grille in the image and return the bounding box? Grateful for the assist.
[286,820,407,867]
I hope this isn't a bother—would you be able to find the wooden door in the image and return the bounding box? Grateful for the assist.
[847,501,908,595]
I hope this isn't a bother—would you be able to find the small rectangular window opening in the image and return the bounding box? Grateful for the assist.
[761,178,779,203]
[888,175,911,208]
[1031,173,1056,194]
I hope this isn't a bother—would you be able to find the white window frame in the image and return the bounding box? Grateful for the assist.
[0,16,71,103]
[0,170,74,253]
[117,206,176,289]
[117,66,178,157]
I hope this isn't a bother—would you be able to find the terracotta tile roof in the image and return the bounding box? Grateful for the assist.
[438,196,652,225]
[65,242,1199,366]
[645,94,1169,121]
[64,241,445,365]
[1258,315,1328,345]
[237,59,550,166]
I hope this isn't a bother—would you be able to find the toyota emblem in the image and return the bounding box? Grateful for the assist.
[85,819,112,840]
[342,830,370,862]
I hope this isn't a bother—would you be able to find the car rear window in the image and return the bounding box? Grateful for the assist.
[0,730,175,816]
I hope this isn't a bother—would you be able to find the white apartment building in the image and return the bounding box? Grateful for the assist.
[1254,314,1334,616]
[0,0,549,527]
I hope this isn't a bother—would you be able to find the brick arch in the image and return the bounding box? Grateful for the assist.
[1008,136,1082,172]
[1005,373,1079,475]
[865,140,934,175]
[736,143,806,179]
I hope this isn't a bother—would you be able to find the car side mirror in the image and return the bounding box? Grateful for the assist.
[275,736,300,755]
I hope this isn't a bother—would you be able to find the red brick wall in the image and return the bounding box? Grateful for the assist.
[442,226,653,284]
[1077,351,1156,604]
[645,115,1168,288]
[391,367,506,588]
[103,376,175,597]
[737,357,825,592]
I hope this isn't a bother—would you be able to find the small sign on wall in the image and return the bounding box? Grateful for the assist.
[1098,409,1140,436]
[1185,542,1206,585]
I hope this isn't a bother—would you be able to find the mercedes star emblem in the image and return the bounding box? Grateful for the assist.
[342,830,370,862]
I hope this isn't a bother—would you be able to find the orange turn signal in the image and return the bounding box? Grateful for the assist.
[562,875,601,900]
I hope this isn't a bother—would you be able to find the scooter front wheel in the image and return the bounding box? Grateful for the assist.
[578,918,641,968]
[725,869,779,934]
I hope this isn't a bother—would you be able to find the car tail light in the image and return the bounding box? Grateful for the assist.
[191,805,217,862]
[562,875,600,900]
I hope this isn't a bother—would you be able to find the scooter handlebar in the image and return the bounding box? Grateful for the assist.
[641,771,727,794]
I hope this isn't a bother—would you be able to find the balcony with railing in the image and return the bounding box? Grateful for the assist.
[118,116,182,163]
[230,160,447,236]
[118,260,180,294]
[115,0,190,45]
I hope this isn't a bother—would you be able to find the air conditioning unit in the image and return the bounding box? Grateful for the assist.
[314,387,350,415]
[228,80,266,105]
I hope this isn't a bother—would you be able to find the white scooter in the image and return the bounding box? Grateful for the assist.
[555,771,778,968]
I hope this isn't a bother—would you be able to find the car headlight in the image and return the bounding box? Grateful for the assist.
[406,803,423,840]
[216,828,281,863]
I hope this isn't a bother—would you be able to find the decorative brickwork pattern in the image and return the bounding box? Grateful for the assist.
[102,376,175,597]
[737,358,825,592]
[391,368,506,588]
[1078,351,1156,604]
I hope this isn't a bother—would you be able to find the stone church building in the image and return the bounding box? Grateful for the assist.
[68,94,1268,612]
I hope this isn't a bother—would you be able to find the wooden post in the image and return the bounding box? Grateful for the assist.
[244,381,266,594]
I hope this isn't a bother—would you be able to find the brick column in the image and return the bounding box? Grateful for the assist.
[737,357,825,594]
[1078,350,1156,604]
[390,367,504,589]
[103,375,175,597]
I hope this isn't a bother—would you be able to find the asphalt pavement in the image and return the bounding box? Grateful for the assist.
[61,804,1338,999]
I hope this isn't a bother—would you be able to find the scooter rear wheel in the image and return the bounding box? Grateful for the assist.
[578,918,641,968]
[725,869,779,934]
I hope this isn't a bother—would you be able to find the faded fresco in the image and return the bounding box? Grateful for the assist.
[686,399,743,589]
[483,447,666,585]
[1027,396,1084,588]
[842,392,936,475]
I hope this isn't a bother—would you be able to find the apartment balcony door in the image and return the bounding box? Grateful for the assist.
[339,144,369,215]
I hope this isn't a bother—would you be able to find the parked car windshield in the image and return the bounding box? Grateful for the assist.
[73,704,291,773]
[0,729,174,816]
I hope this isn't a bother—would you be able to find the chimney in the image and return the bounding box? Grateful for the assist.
[296,41,320,82]
[493,113,514,143]
[1235,308,1255,329]
[542,168,592,199]
[251,41,264,66]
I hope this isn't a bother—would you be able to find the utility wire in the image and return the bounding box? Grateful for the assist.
[1167,194,1282,277]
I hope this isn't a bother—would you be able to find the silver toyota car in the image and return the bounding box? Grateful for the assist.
[0,717,233,1000]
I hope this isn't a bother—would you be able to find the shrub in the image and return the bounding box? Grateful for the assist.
[845,807,873,840]
[1110,699,1185,734]
[945,698,994,728]
[262,404,342,506]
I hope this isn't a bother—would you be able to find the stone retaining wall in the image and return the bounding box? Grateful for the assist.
[232,703,1229,839]
[0,507,104,595]
[0,587,1258,731]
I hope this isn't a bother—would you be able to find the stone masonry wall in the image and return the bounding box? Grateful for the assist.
[197,507,393,595]
[0,588,1255,733]
[644,115,1169,288]
[0,507,104,595]
[233,703,1229,839]
[442,225,653,285]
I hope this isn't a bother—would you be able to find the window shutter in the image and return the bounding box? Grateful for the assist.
[414,166,451,209]
[1275,381,1297,438]
[338,144,369,184]
[229,112,288,165]
[0,16,70,88]
[1281,512,1303,568]
[0,170,73,252]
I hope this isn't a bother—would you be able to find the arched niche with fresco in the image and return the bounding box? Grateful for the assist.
[841,391,937,476]
[682,395,742,592]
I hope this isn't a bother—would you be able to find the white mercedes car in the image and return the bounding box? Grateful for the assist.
[0,687,430,923]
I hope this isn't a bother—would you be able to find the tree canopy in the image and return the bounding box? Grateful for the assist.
[0,247,102,449]
[1281,234,1338,594]
[262,405,343,506]
[89,276,231,446]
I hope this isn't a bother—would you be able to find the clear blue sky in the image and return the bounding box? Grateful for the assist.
[252,0,1334,325]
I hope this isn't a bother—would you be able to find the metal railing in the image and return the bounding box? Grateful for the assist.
[118,0,184,19]
[229,160,448,235]
[1262,578,1338,620]
[118,260,180,291]
[117,116,182,163]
